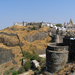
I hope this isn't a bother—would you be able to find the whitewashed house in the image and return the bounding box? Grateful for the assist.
[42,23,48,27]
[42,22,54,27]
[62,27,66,31]
[49,23,53,27]
[53,26,57,30]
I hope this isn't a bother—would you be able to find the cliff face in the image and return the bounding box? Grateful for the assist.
[24,32,48,42]
[0,43,23,75]
[0,48,14,64]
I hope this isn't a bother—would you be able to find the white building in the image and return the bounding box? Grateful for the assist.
[14,22,26,26]
[62,27,66,31]
[42,23,49,27]
[49,23,53,27]
[42,22,53,27]
[53,26,57,30]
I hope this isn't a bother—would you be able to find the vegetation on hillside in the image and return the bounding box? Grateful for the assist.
[0,25,51,75]
[23,51,42,62]
[56,23,62,27]
[31,26,37,30]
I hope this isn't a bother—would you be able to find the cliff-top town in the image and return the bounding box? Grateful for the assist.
[14,18,75,31]
[0,18,75,75]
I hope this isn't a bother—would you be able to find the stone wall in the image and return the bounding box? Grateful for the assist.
[51,35,65,43]
[26,23,41,26]
[63,37,75,60]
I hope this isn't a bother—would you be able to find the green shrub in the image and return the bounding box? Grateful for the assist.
[31,26,37,30]
[5,65,8,68]
[23,51,32,59]
[3,70,11,75]
[10,67,14,70]
[22,29,25,30]
[17,55,19,57]
[23,51,42,62]
[22,27,25,31]
[31,54,41,62]
[11,28,14,30]
[12,71,18,75]
[18,67,25,74]
[23,60,32,71]
[50,27,53,28]
[5,27,9,29]
[32,49,36,54]
[19,59,22,61]
[27,30,30,32]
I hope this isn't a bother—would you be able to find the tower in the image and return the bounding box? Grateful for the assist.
[69,18,73,25]
[23,21,24,26]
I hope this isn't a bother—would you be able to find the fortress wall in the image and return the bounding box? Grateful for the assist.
[63,37,75,60]
[51,35,65,43]
[46,43,69,73]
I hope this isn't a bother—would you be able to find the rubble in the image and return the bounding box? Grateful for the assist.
[32,60,40,69]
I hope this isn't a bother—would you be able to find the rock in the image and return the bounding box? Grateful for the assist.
[36,48,46,54]
[39,54,46,58]
[32,60,40,68]
[11,66,19,71]
[12,60,17,65]
[24,32,48,42]
[28,27,33,30]
[65,71,71,75]
[0,48,15,64]
[0,32,24,46]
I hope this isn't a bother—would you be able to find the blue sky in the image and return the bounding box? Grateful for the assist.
[0,0,75,30]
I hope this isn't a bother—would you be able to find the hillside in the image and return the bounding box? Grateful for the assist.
[0,25,51,75]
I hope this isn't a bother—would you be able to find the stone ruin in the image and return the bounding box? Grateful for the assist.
[46,29,75,74]
[46,43,69,73]
[51,28,65,43]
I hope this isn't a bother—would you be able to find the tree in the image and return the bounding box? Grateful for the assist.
[23,60,32,71]
[56,23,62,27]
